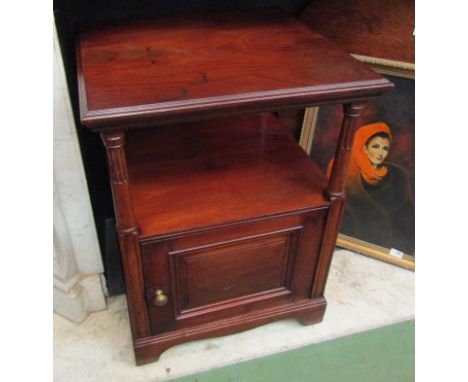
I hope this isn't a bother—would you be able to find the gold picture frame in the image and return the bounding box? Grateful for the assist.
[299,58,415,270]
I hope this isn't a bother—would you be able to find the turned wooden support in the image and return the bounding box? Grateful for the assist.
[101,131,151,339]
[311,102,365,298]
[100,132,139,232]
[327,102,366,200]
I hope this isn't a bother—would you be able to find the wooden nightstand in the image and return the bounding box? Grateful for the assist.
[76,8,393,365]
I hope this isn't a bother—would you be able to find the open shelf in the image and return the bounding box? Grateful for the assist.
[125,113,330,239]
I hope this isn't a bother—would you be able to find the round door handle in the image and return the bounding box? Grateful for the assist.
[152,289,168,307]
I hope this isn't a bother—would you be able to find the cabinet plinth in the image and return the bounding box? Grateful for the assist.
[77,8,393,365]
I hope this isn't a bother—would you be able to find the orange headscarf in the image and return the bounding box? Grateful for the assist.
[327,122,393,188]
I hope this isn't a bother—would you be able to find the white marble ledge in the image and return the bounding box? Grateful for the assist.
[53,249,414,382]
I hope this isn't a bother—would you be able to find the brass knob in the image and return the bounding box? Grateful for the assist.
[152,289,168,307]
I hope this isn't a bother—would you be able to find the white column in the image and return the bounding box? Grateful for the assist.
[53,23,107,323]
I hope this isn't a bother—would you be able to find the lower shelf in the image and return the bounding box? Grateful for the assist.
[125,112,330,239]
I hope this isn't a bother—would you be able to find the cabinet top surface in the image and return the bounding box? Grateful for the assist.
[77,8,393,129]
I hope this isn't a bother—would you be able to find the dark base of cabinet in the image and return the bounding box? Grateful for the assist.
[136,208,329,363]
[134,297,327,365]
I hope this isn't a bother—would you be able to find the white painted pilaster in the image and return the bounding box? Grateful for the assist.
[53,23,107,323]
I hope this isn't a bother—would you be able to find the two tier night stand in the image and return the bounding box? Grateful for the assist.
[77,9,393,364]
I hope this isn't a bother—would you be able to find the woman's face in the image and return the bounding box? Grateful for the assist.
[364,136,391,167]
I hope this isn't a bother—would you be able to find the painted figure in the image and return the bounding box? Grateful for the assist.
[328,122,415,254]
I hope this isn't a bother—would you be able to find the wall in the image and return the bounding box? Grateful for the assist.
[53,25,107,322]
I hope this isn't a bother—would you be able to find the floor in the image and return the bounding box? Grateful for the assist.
[170,320,415,382]
[53,249,414,382]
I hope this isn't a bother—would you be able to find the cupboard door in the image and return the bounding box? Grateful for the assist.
[141,210,327,335]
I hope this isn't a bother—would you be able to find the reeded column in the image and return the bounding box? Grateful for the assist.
[311,102,366,298]
[101,132,151,339]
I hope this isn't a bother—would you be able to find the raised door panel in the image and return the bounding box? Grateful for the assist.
[170,229,298,317]
[141,210,327,335]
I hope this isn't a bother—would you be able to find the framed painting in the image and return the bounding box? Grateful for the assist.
[300,63,415,270]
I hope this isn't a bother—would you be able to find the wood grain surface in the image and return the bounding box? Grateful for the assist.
[300,0,415,63]
[78,9,394,364]
[125,113,330,239]
[77,8,392,129]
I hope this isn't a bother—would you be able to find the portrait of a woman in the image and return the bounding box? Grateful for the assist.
[327,122,415,254]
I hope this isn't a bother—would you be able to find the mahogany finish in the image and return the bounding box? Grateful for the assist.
[300,0,415,64]
[125,113,329,238]
[77,9,393,365]
[100,132,151,339]
[77,8,392,129]
[141,210,327,336]
[312,103,365,298]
